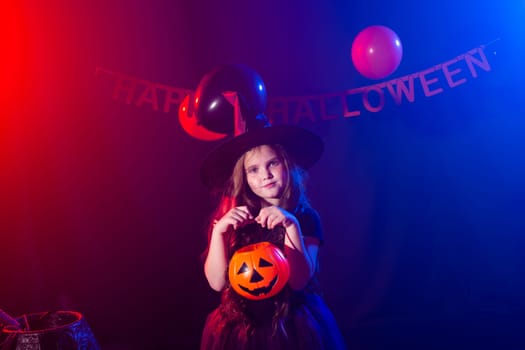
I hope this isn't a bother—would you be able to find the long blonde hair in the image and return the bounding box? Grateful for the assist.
[202,144,310,257]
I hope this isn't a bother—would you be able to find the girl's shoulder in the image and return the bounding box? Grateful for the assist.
[295,205,324,242]
[297,205,320,217]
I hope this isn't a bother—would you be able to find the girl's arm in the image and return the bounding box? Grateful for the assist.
[204,225,229,291]
[204,206,253,291]
[282,220,317,290]
[256,207,317,290]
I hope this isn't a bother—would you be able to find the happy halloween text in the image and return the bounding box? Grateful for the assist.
[96,45,492,127]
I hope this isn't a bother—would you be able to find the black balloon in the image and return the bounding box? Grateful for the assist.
[193,64,268,134]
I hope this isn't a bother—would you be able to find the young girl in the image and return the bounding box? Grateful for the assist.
[199,122,346,350]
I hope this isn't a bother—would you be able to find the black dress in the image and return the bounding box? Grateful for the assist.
[200,207,347,350]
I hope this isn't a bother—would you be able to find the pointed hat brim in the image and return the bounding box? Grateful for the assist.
[200,125,324,190]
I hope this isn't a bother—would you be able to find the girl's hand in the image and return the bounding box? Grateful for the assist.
[255,206,298,230]
[214,206,254,234]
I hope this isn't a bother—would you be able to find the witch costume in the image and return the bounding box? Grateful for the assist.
[200,208,347,350]
[199,123,346,349]
[197,64,346,349]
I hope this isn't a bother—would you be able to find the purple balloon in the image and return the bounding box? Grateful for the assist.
[351,25,403,80]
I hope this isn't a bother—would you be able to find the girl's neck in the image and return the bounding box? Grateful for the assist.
[261,198,280,207]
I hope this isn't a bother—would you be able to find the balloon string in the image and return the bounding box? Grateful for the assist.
[482,37,501,48]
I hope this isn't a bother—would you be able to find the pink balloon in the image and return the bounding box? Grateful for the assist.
[351,25,403,80]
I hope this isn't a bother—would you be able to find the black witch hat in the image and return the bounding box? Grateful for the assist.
[198,65,323,190]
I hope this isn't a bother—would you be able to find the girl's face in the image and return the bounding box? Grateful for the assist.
[243,145,288,206]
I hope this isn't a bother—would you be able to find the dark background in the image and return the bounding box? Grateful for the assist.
[1,1,524,349]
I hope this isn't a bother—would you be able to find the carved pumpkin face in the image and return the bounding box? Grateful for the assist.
[228,241,290,300]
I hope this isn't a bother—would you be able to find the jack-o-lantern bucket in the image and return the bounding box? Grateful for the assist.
[228,241,290,300]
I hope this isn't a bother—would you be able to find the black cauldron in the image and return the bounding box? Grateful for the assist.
[0,311,99,350]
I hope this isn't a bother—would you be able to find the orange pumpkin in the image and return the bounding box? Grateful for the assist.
[228,241,290,300]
